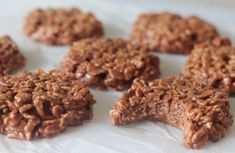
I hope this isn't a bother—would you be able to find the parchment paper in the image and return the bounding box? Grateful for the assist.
[0,0,235,152]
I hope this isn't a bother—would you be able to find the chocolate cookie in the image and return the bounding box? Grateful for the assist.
[61,38,160,90]
[130,12,219,54]
[182,38,235,93]
[23,8,103,45]
[0,35,25,76]
[0,70,96,140]
[110,77,232,149]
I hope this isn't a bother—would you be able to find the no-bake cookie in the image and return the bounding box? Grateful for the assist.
[110,77,233,149]
[0,35,25,76]
[0,70,96,140]
[61,38,160,90]
[23,8,103,45]
[130,12,219,54]
[182,39,235,93]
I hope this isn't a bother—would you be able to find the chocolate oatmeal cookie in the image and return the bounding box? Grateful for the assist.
[0,70,96,140]
[182,39,235,93]
[0,35,25,76]
[130,12,219,54]
[110,77,233,149]
[23,8,103,45]
[61,38,160,90]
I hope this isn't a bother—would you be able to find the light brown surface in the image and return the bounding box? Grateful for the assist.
[130,12,219,54]
[0,70,96,140]
[23,8,103,45]
[61,38,160,90]
[110,77,233,149]
[182,38,235,93]
[0,35,25,76]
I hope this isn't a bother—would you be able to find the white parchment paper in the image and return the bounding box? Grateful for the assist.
[0,0,235,152]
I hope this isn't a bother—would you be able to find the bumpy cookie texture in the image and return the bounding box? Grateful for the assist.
[110,77,233,149]
[61,38,160,90]
[0,35,25,76]
[23,8,103,45]
[130,12,219,54]
[194,37,231,48]
[182,39,235,94]
[0,70,96,140]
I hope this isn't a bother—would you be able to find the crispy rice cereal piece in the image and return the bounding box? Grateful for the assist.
[61,38,160,90]
[130,12,219,54]
[110,77,233,149]
[0,35,25,75]
[182,39,235,93]
[0,70,96,140]
[23,8,103,45]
